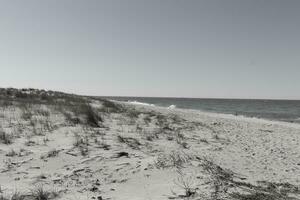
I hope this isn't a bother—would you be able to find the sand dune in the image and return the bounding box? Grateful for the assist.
[0,88,299,200]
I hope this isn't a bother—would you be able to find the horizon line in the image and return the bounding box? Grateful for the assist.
[95,95,300,101]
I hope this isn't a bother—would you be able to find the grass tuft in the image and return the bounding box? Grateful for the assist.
[0,128,13,144]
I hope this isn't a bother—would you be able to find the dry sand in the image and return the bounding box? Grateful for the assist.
[0,96,299,200]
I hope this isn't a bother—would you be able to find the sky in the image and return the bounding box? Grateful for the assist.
[0,0,300,99]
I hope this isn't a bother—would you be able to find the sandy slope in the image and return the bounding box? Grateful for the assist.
[0,97,300,200]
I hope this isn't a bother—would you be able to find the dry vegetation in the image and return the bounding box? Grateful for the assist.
[0,88,299,200]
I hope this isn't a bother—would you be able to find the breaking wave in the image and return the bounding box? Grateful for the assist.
[128,100,177,109]
[167,105,176,109]
[128,101,155,107]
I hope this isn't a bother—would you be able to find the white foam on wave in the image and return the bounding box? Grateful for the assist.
[128,101,155,107]
[127,100,177,110]
[167,105,176,109]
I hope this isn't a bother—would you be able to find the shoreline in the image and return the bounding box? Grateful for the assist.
[119,100,300,129]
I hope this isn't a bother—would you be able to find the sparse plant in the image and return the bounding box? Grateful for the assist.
[0,99,13,108]
[4,159,14,171]
[179,141,189,149]
[198,156,234,199]
[43,137,49,145]
[73,132,90,156]
[174,169,197,198]
[73,132,89,147]
[11,191,25,200]
[0,128,13,144]
[25,139,36,146]
[167,135,174,141]
[213,133,220,140]
[115,151,129,158]
[30,119,36,127]
[44,118,53,132]
[79,145,89,156]
[175,132,189,149]
[18,148,30,157]
[6,149,17,157]
[0,196,8,200]
[95,138,110,150]
[125,108,141,119]
[21,107,33,120]
[33,126,44,136]
[82,104,102,127]
[142,129,159,141]
[143,115,152,124]
[66,104,103,127]
[42,149,59,159]
[101,100,123,113]
[35,107,50,117]
[145,135,154,141]
[31,185,51,200]
[117,135,141,149]
[155,151,192,169]
[63,111,80,125]
[135,124,143,134]
[199,138,209,143]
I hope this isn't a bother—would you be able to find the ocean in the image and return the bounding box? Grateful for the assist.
[103,97,300,123]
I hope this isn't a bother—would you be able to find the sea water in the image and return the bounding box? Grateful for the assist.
[103,97,300,123]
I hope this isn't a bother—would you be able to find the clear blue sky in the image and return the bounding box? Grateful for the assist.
[0,0,299,99]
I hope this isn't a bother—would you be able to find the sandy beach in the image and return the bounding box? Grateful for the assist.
[2,1,300,199]
[0,90,300,200]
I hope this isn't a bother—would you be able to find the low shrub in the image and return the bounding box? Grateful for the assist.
[0,129,13,144]
[31,186,51,200]
[117,135,141,149]
[101,100,123,113]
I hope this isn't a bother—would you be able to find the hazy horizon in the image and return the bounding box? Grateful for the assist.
[99,94,300,101]
[1,0,300,99]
